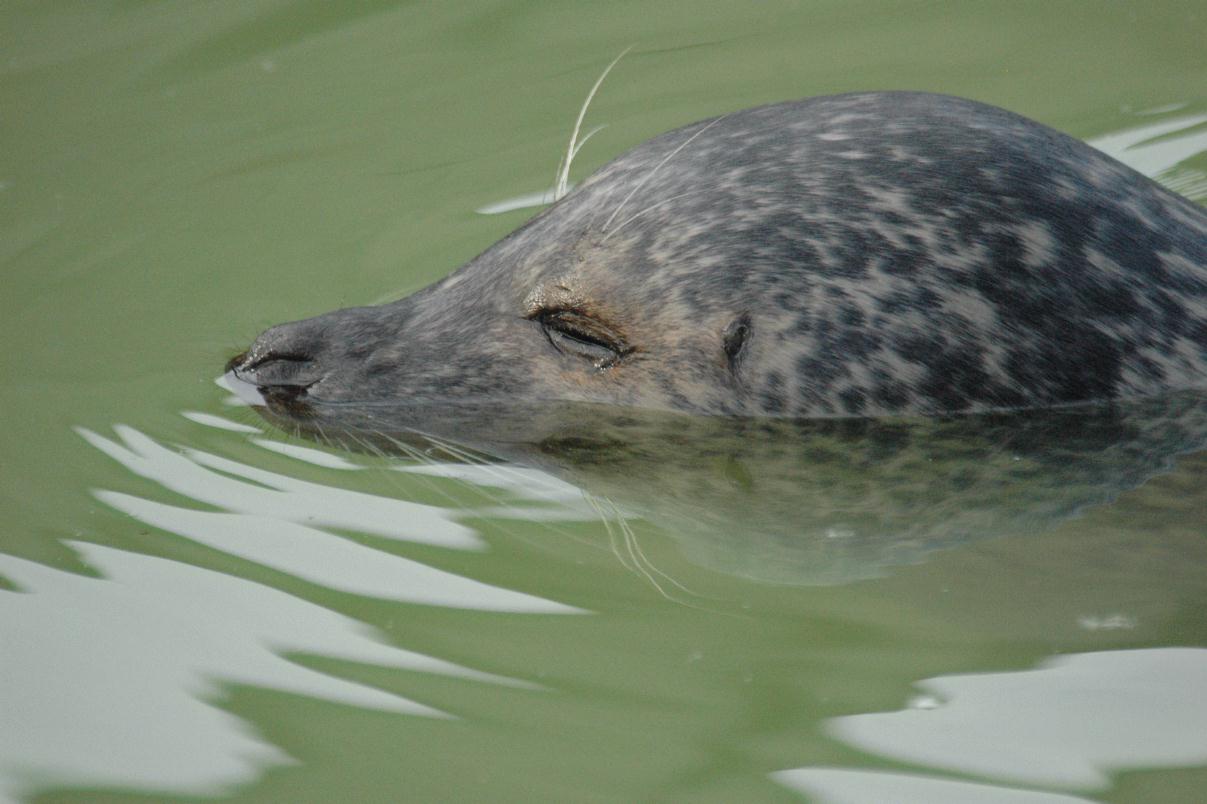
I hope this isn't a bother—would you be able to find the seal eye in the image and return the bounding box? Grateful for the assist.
[536,309,629,369]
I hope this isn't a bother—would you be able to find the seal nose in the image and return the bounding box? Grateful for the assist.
[227,319,325,389]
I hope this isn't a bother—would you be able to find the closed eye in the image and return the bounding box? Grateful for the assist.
[533,309,631,368]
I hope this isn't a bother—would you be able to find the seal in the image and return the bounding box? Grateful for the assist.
[228,91,1207,419]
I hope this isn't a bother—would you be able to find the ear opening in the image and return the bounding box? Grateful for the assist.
[723,313,752,371]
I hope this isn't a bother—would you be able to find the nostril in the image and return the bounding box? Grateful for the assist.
[242,351,313,372]
[227,329,325,391]
[225,348,313,377]
[231,351,320,389]
[227,306,377,397]
[224,351,249,374]
[226,318,327,381]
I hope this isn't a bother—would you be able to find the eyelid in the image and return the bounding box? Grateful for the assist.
[543,310,625,348]
[534,309,630,366]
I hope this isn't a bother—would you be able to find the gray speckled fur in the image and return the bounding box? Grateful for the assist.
[234,92,1207,418]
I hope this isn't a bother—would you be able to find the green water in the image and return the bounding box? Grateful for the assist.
[3,2,1207,802]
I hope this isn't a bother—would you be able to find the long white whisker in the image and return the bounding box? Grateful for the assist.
[608,500,718,611]
[601,189,703,242]
[601,114,728,232]
[379,432,426,463]
[586,179,622,231]
[385,431,602,551]
[411,433,608,547]
[345,429,387,460]
[585,492,637,572]
[572,125,607,162]
[555,47,632,202]
[416,433,490,465]
[620,513,674,601]
[312,420,332,450]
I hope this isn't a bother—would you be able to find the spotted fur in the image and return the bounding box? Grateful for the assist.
[231,92,1207,419]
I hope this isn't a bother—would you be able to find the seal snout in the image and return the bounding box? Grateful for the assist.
[228,319,326,394]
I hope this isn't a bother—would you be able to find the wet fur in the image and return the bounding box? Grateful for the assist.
[231,92,1207,419]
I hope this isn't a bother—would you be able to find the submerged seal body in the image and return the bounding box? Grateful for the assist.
[229,92,1207,420]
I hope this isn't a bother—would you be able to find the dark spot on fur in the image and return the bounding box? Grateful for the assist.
[762,371,786,413]
[870,370,911,410]
[839,387,867,414]
[233,92,1207,423]
[839,304,864,327]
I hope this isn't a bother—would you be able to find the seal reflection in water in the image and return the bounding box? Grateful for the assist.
[226,92,1207,583]
[225,389,1207,584]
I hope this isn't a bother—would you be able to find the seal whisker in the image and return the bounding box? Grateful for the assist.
[606,498,714,600]
[390,436,520,508]
[571,125,608,163]
[376,432,428,464]
[585,178,623,232]
[554,47,631,202]
[585,491,714,607]
[613,503,726,611]
[374,430,606,552]
[620,516,675,600]
[312,420,333,451]
[416,433,614,545]
[344,428,387,460]
[417,432,495,467]
[600,113,729,233]
[351,430,384,457]
[615,512,713,602]
[585,492,640,573]
[602,188,709,241]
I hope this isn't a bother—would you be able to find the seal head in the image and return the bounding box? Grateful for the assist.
[229,92,1207,420]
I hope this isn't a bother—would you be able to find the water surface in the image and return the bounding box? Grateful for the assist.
[2,3,1206,802]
